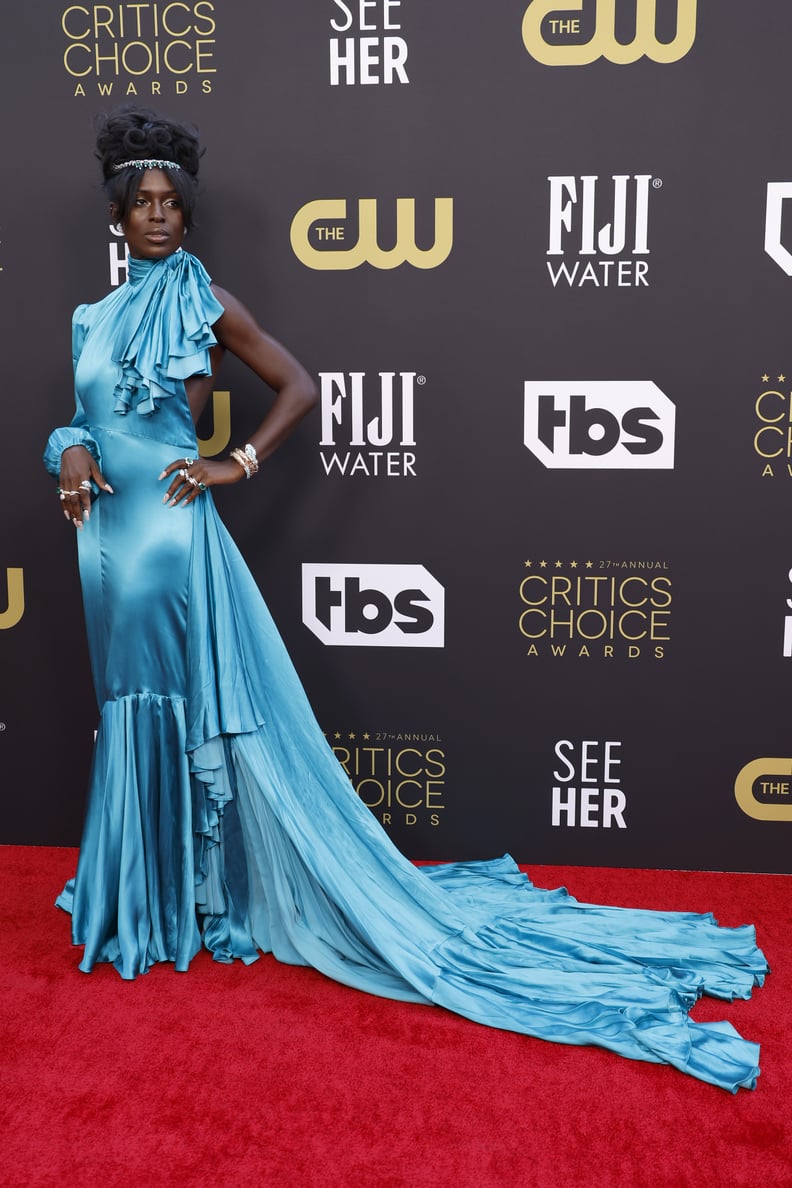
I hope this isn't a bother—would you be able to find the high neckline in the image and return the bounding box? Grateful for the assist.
[108,248,224,417]
[127,248,183,288]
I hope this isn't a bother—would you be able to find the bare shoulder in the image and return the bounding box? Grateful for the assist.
[209,282,266,351]
[210,283,254,325]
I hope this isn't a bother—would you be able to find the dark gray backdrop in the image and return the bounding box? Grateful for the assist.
[2,1,791,872]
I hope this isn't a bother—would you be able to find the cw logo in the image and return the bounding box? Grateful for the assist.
[0,568,24,630]
[290,199,453,270]
[522,0,697,66]
[735,758,792,822]
[197,390,231,456]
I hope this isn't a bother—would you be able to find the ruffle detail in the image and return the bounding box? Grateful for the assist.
[190,734,259,966]
[111,250,224,417]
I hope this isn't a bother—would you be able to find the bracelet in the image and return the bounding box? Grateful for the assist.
[230,444,259,479]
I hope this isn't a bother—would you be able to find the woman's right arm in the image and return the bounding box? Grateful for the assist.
[43,307,114,528]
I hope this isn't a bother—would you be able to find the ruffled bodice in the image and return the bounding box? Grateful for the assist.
[110,250,224,416]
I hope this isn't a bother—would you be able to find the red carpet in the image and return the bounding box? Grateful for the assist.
[1,847,789,1187]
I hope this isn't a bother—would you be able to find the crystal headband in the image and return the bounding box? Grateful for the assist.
[112,159,182,172]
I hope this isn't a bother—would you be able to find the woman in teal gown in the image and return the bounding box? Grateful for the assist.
[44,108,768,1093]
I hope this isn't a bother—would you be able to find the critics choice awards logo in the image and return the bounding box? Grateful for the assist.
[302,563,444,647]
[752,373,792,479]
[524,382,675,469]
[61,2,217,97]
[290,199,453,270]
[550,739,627,830]
[545,174,661,289]
[318,371,423,477]
[522,0,697,66]
[326,730,445,828]
[329,0,409,85]
[1,569,25,630]
[518,559,671,659]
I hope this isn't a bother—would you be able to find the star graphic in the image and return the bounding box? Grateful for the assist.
[524,559,532,568]
[779,374,786,383]
[334,732,341,739]
[349,732,356,740]
[554,560,562,568]
[539,560,548,568]
[585,561,594,569]
[570,560,578,569]
[762,374,770,383]
[363,732,370,740]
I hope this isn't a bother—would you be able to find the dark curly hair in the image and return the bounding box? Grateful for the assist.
[96,106,202,230]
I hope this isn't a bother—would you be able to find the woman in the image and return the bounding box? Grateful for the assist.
[45,108,767,1092]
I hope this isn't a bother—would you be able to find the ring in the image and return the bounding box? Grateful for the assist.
[184,457,195,467]
[178,468,188,478]
[59,491,66,501]
[187,475,199,488]
[79,480,92,491]
[60,489,79,499]
[198,482,207,492]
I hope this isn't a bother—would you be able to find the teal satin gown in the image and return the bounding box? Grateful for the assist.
[44,251,768,1093]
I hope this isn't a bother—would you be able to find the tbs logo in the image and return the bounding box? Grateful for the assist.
[524,382,675,469]
[302,564,444,647]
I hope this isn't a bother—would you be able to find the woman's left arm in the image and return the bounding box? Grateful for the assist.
[161,285,318,502]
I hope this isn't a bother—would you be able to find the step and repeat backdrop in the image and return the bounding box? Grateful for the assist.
[2,1,792,872]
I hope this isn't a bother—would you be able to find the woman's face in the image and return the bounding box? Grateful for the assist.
[117,169,186,259]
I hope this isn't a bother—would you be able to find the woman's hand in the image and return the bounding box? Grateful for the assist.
[58,445,114,528]
[159,455,246,506]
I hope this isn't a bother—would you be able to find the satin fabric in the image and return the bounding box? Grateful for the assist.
[46,253,768,1093]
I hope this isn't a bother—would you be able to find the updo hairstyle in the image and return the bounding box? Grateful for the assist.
[96,106,202,230]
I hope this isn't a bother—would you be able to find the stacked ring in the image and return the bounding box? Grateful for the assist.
[79,480,92,492]
[198,482,207,492]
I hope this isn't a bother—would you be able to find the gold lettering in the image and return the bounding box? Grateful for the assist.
[93,5,115,38]
[522,0,697,66]
[0,568,24,630]
[62,5,90,38]
[198,390,231,456]
[755,389,786,423]
[754,424,784,459]
[195,39,216,71]
[735,759,792,821]
[394,748,422,778]
[194,1,216,36]
[162,1,192,38]
[290,198,453,271]
[519,574,548,605]
[64,42,92,76]
[163,39,193,73]
[120,40,153,75]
